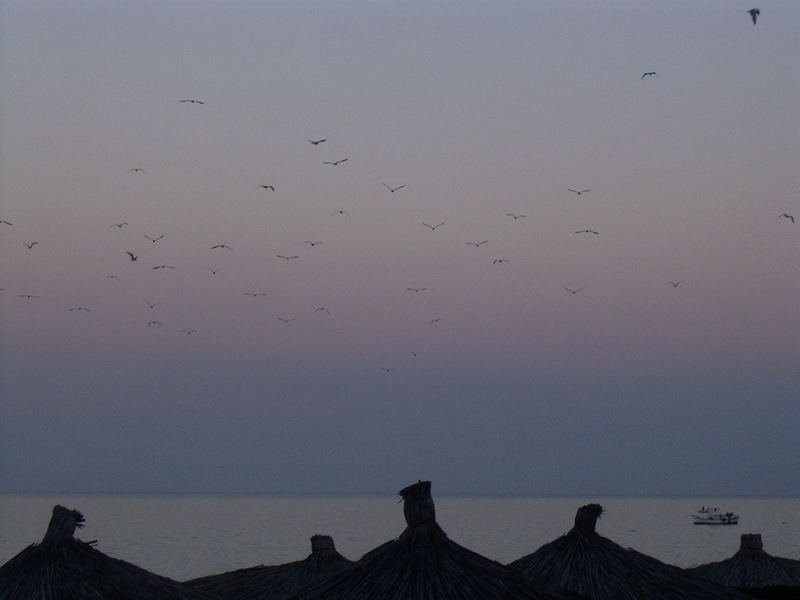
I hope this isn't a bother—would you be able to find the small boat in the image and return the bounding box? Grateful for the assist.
[693,506,739,525]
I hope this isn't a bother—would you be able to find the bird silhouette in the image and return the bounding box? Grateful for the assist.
[179,99,205,104]
[505,213,526,220]
[106,274,119,280]
[563,287,584,295]
[669,281,684,288]
[244,292,268,297]
[180,329,198,334]
[406,287,427,292]
[129,168,144,173]
[24,242,39,249]
[778,213,795,223]
[307,138,326,145]
[315,307,333,316]
[568,189,591,195]
[144,234,164,243]
[381,367,396,372]
[430,318,442,325]
[422,222,444,230]
[152,265,175,270]
[333,210,350,217]
[148,321,162,327]
[277,255,300,261]
[641,72,658,79]
[304,241,323,246]
[111,222,128,228]
[575,229,599,235]
[747,8,760,24]
[492,258,510,264]
[209,268,222,275]
[276,317,295,323]
[382,183,406,193]
[211,244,232,251]
[145,299,161,308]
[18,294,40,298]
[258,185,275,191]
[466,240,488,247]
[68,307,92,312]
[125,251,139,261]
[323,158,348,166]
[0,219,13,226]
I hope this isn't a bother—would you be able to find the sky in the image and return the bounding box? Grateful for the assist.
[0,0,798,497]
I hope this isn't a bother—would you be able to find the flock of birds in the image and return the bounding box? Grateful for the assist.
[1,6,795,373]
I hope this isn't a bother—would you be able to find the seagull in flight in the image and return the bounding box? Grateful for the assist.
[411,352,420,357]
[68,307,92,312]
[276,255,300,260]
[179,99,205,104]
[563,287,584,295]
[209,268,222,275]
[641,72,658,79]
[211,244,233,251]
[381,367,396,372]
[466,240,488,247]
[492,258,510,264]
[258,185,275,191]
[422,222,444,230]
[148,321,162,327]
[111,222,128,228]
[669,281,684,288]
[323,158,348,166]
[307,138,326,145]
[145,299,161,308]
[244,292,268,297]
[747,8,760,25]
[778,213,795,223]
[24,242,39,249]
[129,168,144,173]
[315,307,332,316]
[180,329,198,334]
[406,287,427,293]
[125,251,139,262]
[152,265,175,270]
[0,219,14,226]
[276,317,296,323]
[505,213,526,220]
[106,274,119,280]
[333,209,350,217]
[304,240,323,246]
[382,183,406,193]
[18,294,40,299]
[575,229,599,235]
[144,234,164,243]
[568,189,591,195]
[430,318,442,325]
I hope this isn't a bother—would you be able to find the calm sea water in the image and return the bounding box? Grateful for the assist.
[1,494,797,581]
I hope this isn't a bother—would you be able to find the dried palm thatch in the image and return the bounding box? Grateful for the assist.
[0,505,215,600]
[687,534,800,600]
[284,481,584,600]
[507,503,754,600]
[184,534,353,599]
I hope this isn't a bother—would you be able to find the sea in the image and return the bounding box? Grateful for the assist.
[1,494,797,582]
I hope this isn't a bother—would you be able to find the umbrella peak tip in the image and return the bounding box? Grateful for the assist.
[398,480,436,527]
[571,503,604,534]
[310,534,336,553]
[43,505,84,543]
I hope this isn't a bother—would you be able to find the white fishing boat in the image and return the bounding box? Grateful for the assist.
[692,506,739,525]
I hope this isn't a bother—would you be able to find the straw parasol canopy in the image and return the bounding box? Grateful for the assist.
[687,534,800,600]
[184,534,353,599]
[507,503,754,600]
[0,505,215,600]
[284,481,584,600]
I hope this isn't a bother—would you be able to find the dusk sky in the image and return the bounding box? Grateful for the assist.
[1,0,798,496]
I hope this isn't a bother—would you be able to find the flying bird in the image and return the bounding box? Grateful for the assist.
[422,222,444,230]
[307,138,326,145]
[430,318,442,325]
[333,209,350,217]
[466,240,488,247]
[276,255,300,260]
[304,241,323,246]
[492,258,510,264]
[505,213,526,220]
[68,307,92,312]
[17,294,40,298]
[152,265,175,270]
[575,229,599,235]
[106,274,119,280]
[323,158,348,166]
[382,183,406,193]
[209,268,222,275]
[125,251,139,261]
[24,242,39,249]
[129,168,144,173]
[211,244,232,251]
[563,287,584,295]
[778,213,795,223]
[276,317,296,323]
[111,222,128,228]
[180,329,198,334]
[669,281,684,288]
[145,299,161,308]
[258,185,275,191]
[568,189,591,195]
[411,352,420,357]
[315,307,332,316]
[747,8,760,24]
[381,367,396,372]
[0,219,13,226]
[641,72,658,79]
[179,99,205,104]
[148,321,162,327]
[144,234,164,243]
[244,292,267,297]
[406,287,427,293]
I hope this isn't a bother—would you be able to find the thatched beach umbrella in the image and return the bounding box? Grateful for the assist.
[0,505,215,600]
[507,503,754,600]
[284,481,583,600]
[184,534,353,599]
[687,534,800,600]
